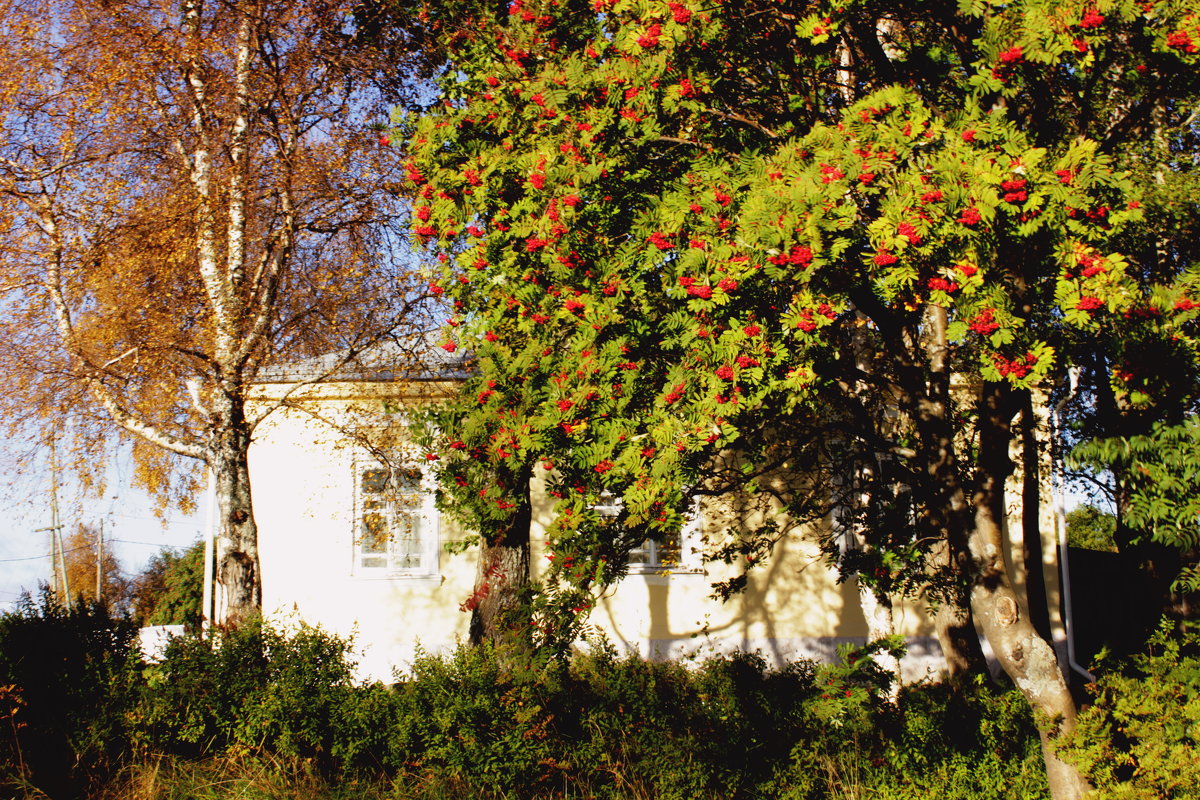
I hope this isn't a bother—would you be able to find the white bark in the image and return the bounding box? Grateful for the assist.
[858,582,901,700]
[0,0,419,629]
[844,311,902,695]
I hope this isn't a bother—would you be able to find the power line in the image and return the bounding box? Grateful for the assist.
[0,535,197,562]
[106,513,202,526]
[111,538,197,548]
[0,544,91,563]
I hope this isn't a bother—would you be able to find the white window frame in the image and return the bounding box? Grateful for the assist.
[594,492,703,574]
[352,452,439,578]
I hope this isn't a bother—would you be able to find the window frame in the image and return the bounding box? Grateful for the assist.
[594,491,704,574]
[351,451,440,578]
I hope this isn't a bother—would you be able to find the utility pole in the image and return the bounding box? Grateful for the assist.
[96,519,104,605]
[49,438,70,609]
[34,521,65,597]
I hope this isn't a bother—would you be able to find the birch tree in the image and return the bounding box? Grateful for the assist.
[0,0,429,626]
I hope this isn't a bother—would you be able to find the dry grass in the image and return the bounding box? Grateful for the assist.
[90,754,391,800]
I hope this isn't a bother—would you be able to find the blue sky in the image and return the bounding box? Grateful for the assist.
[0,445,206,612]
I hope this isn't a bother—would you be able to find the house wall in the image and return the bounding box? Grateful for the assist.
[248,381,1060,683]
[250,381,479,681]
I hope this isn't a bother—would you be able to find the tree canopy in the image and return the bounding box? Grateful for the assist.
[129,540,206,629]
[1064,503,1118,552]
[59,524,130,613]
[0,0,432,623]
[394,0,1200,795]
[1073,419,1200,591]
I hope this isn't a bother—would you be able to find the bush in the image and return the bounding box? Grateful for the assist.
[760,642,1049,800]
[565,647,819,799]
[0,589,142,798]
[387,643,563,793]
[0,611,1056,799]
[871,677,1049,799]
[1056,621,1200,799]
[132,619,391,774]
[379,643,824,799]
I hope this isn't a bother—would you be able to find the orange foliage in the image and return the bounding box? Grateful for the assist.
[0,0,434,621]
[58,524,129,610]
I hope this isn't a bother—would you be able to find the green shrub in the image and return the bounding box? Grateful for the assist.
[387,643,562,793]
[871,676,1048,799]
[0,590,142,798]
[132,619,390,773]
[132,619,269,755]
[1056,621,1200,799]
[564,647,819,799]
[0,608,1057,799]
[765,647,1049,800]
[382,643,824,799]
[569,648,720,798]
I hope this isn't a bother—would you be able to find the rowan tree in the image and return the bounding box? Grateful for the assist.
[395,1,1200,794]
[0,0,431,625]
[1073,419,1200,600]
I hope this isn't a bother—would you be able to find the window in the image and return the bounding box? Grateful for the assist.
[627,531,683,571]
[354,459,438,576]
[593,491,701,573]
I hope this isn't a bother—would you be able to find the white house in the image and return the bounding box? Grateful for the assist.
[245,347,1066,682]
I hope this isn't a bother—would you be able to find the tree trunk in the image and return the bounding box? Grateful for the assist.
[469,473,533,646]
[843,311,904,692]
[968,382,1091,800]
[927,528,988,678]
[929,576,988,678]
[1019,391,1052,641]
[913,308,1088,798]
[912,305,988,678]
[857,582,902,698]
[211,394,261,628]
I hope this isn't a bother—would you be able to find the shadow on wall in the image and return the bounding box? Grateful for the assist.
[595,487,868,666]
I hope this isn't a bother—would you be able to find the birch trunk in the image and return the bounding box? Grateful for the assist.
[210,392,261,627]
[0,1,415,631]
[857,583,901,698]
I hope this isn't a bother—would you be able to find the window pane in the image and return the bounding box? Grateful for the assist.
[360,512,390,554]
[657,532,681,566]
[393,510,422,565]
[357,460,430,573]
[628,530,680,569]
[361,468,390,494]
[394,467,422,490]
[628,542,651,565]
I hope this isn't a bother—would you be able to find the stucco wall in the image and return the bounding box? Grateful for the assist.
[249,381,958,682]
[250,382,479,680]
